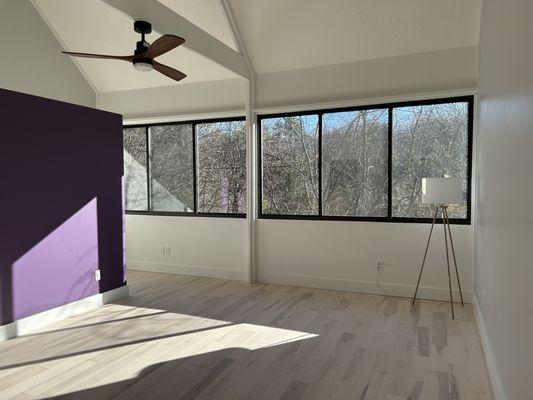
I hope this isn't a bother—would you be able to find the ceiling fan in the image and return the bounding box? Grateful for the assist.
[62,21,186,82]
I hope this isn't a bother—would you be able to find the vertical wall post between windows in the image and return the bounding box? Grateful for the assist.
[245,77,256,283]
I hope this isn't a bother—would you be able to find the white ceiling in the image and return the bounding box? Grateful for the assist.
[33,0,238,92]
[158,0,237,50]
[33,0,482,93]
[228,0,482,74]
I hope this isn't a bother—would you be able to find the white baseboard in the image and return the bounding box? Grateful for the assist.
[473,295,507,400]
[257,271,472,303]
[127,260,248,281]
[0,285,129,342]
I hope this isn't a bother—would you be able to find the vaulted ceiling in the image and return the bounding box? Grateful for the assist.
[231,0,482,73]
[32,0,482,93]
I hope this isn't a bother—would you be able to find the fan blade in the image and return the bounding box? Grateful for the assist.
[153,61,186,82]
[63,51,133,62]
[142,35,185,58]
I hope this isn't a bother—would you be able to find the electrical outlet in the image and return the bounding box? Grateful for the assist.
[94,269,101,281]
[482,290,486,305]
[376,262,384,271]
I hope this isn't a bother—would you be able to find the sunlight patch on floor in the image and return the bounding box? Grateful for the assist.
[0,304,318,399]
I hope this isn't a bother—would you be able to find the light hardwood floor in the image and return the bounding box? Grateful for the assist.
[0,270,493,400]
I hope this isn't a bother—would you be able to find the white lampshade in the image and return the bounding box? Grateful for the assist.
[422,177,462,205]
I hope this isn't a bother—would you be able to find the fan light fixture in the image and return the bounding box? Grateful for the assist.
[133,60,153,72]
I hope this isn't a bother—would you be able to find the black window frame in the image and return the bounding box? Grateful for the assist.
[257,96,474,225]
[124,116,247,219]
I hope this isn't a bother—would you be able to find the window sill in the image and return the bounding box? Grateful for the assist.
[125,211,246,219]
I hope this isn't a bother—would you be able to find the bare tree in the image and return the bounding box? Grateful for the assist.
[123,127,148,211]
[197,121,246,213]
[261,103,468,218]
[123,102,468,219]
[392,103,468,218]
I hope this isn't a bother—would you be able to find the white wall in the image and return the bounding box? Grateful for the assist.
[256,46,477,109]
[258,220,472,301]
[119,47,476,302]
[0,1,95,107]
[126,215,247,281]
[99,78,246,119]
[474,0,533,399]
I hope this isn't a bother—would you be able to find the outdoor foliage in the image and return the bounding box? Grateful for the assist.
[392,102,468,218]
[260,102,469,218]
[150,124,194,212]
[197,120,247,213]
[124,101,469,219]
[322,109,388,216]
[123,121,246,214]
[123,127,148,211]
[261,115,319,215]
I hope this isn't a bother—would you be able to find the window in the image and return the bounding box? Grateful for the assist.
[322,109,388,217]
[258,97,473,223]
[392,102,469,219]
[123,118,246,217]
[150,124,194,212]
[123,127,148,211]
[261,115,319,215]
[197,120,247,214]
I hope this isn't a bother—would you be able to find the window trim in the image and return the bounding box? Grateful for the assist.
[124,116,247,218]
[257,96,474,225]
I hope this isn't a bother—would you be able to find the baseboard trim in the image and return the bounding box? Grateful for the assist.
[473,295,507,400]
[127,260,247,281]
[257,271,472,303]
[0,285,129,342]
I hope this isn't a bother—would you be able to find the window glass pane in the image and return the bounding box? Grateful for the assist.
[197,120,247,214]
[322,109,388,217]
[392,102,469,218]
[149,124,194,212]
[123,127,148,211]
[261,115,319,215]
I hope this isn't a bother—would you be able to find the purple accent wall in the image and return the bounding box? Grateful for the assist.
[0,88,124,325]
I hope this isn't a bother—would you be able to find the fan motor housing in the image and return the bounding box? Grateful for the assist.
[135,40,150,55]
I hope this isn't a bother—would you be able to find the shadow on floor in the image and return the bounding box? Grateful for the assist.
[43,345,317,400]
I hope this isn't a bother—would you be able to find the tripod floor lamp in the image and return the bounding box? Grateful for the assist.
[412,177,464,319]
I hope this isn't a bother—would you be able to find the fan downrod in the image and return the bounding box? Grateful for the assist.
[134,21,152,55]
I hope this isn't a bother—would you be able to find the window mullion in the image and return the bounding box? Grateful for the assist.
[192,123,198,214]
[387,107,393,219]
[146,125,151,212]
[318,113,323,216]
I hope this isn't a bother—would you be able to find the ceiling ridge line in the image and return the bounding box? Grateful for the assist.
[219,0,255,79]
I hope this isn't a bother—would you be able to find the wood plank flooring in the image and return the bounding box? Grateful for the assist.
[0,270,494,400]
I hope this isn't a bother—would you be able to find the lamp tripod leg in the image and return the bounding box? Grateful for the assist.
[444,207,464,307]
[442,206,455,319]
[412,206,439,305]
